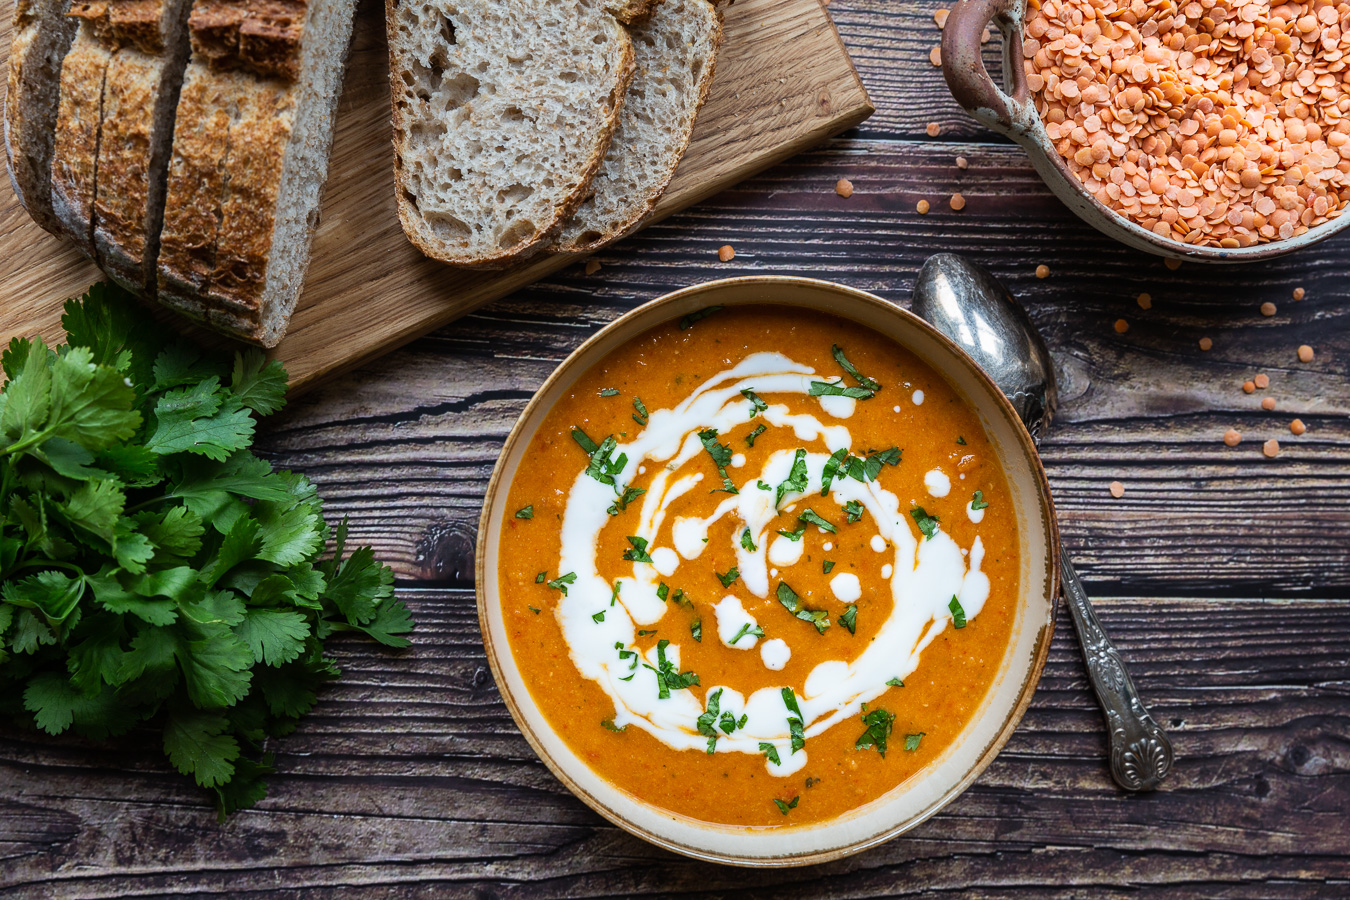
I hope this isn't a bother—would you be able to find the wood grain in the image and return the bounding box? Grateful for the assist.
[2,592,1346,896]
[0,0,873,389]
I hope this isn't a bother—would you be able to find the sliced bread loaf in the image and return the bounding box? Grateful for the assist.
[386,0,636,267]
[49,8,111,249]
[92,0,196,292]
[4,0,78,234]
[157,0,356,346]
[557,0,720,253]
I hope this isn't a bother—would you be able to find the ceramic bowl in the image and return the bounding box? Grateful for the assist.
[476,276,1060,866]
[941,0,1350,262]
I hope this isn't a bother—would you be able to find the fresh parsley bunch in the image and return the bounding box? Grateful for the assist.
[0,283,412,817]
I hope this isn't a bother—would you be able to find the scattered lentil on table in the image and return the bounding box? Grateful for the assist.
[956,155,970,168]
[1224,427,1243,445]
[836,178,854,198]
[1243,379,1257,392]
[917,199,932,213]
[1293,286,1306,299]
[1263,438,1281,457]
[718,244,735,262]
[927,122,942,137]
[930,46,942,66]
[1200,336,1213,349]
[1024,0,1350,248]
[950,192,967,209]
[1298,343,1316,360]
[1109,480,1126,497]
[1261,301,1278,316]
[1290,417,1308,433]
[1036,263,1051,277]
[1114,317,1131,332]
[1137,290,1153,308]
[1262,395,1278,409]
[1255,372,1271,388]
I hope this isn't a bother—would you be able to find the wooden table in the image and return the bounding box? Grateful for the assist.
[4,0,1349,896]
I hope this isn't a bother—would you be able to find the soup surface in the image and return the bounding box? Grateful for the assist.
[497,305,1019,827]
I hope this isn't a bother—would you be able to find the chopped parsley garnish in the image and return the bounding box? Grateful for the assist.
[886,677,905,687]
[697,688,723,753]
[910,506,939,540]
[647,639,699,699]
[776,526,806,542]
[535,572,547,583]
[756,479,771,490]
[956,436,967,445]
[971,490,989,510]
[607,485,647,516]
[697,427,739,495]
[741,388,768,418]
[679,305,723,330]
[601,718,627,732]
[547,572,577,594]
[729,622,764,645]
[852,446,902,482]
[592,611,605,623]
[760,742,782,765]
[572,427,627,489]
[773,796,800,815]
[637,629,657,636]
[656,583,669,602]
[798,508,836,533]
[746,424,767,447]
[905,732,926,752]
[515,505,534,519]
[782,688,806,753]
[599,387,620,397]
[844,500,864,523]
[671,587,692,608]
[691,619,703,642]
[740,528,757,551]
[622,535,655,563]
[838,604,857,634]
[808,379,874,399]
[615,641,639,672]
[831,344,881,391]
[716,566,740,588]
[949,595,967,628]
[855,706,896,757]
[528,606,541,614]
[632,396,649,426]
[775,448,809,508]
[721,710,747,734]
[776,581,830,634]
[822,560,835,574]
[820,447,848,495]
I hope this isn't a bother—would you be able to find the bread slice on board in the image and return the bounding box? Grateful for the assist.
[4,0,78,234]
[49,10,110,250]
[93,0,196,293]
[386,0,636,268]
[157,0,356,346]
[557,0,721,254]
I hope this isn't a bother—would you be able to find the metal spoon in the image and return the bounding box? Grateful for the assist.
[912,253,1173,792]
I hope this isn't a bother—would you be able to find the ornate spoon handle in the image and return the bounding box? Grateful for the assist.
[1059,547,1174,791]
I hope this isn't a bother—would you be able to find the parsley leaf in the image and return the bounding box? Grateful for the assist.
[690,619,702,642]
[599,388,620,397]
[887,677,905,687]
[729,622,764,645]
[648,639,699,699]
[776,526,805,542]
[798,508,836,534]
[515,505,534,519]
[679,306,723,329]
[819,447,848,495]
[774,449,808,508]
[632,396,649,426]
[971,490,989,510]
[776,582,830,634]
[716,567,740,588]
[905,732,926,751]
[607,485,646,516]
[601,718,627,733]
[844,500,864,522]
[547,572,578,594]
[740,528,756,552]
[808,380,874,400]
[622,536,654,563]
[741,389,768,418]
[831,345,881,392]
[822,560,835,574]
[746,424,766,447]
[773,796,800,815]
[855,706,896,757]
[949,595,967,628]
[782,688,806,753]
[910,506,940,540]
[697,427,739,495]
[838,604,857,634]
[760,742,781,765]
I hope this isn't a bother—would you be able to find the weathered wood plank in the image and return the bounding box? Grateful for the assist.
[0,593,1346,896]
[256,140,1350,592]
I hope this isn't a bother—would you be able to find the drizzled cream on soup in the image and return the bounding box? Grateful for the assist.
[499,306,1018,826]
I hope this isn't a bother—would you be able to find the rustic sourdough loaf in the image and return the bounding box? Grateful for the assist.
[157,0,356,346]
[48,7,108,249]
[557,0,720,253]
[3,0,78,234]
[386,0,636,267]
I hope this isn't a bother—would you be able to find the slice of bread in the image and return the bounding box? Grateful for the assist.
[157,0,356,346]
[607,0,661,24]
[92,0,195,292]
[4,0,79,234]
[386,0,636,268]
[556,0,721,253]
[49,9,111,249]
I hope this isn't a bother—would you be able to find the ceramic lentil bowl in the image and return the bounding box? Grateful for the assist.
[941,0,1350,262]
[476,276,1060,866]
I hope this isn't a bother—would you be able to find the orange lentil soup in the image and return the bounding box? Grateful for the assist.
[497,306,1018,827]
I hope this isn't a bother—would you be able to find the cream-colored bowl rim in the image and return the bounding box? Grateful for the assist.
[475,276,1060,866]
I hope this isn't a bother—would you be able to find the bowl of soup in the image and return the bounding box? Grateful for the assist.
[476,276,1059,866]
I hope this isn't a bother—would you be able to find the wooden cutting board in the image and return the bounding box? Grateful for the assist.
[0,0,871,391]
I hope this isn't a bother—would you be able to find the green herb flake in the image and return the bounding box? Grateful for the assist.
[831,344,881,392]
[716,566,740,588]
[820,447,849,495]
[905,732,926,752]
[855,707,896,757]
[535,572,547,583]
[697,427,740,495]
[729,622,764,645]
[679,306,724,330]
[808,380,875,400]
[910,506,940,540]
[741,388,769,418]
[838,604,857,634]
[774,449,809,509]
[637,629,658,636]
[622,536,654,563]
[773,796,800,815]
[886,677,905,687]
[798,508,836,534]
[599,388,621,397]
[822,560,835,574]
[956,436,967,445]
[571,428,627,490]
[547,572,578,595]
[691,619,703,642]
[528,606,541,614]
[601,718,627,732]
[632,396,649,427]
[592,611,605,623]
[740,528,757,552]
[696,688,722,752]
[949,595,967,628]
[776,582,830,634]
[844,500,864,523]
[606,484,647,517]
[656,583,669,602]
[971,490,989,511]
[760,742,782,765]
[648,639,699,699]
[782,688,806,753]
[514,505,534,519]
[776,526,806,542]
[746,424,767,447]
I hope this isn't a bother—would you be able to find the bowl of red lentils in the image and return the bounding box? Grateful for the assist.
[941,0,1350,260]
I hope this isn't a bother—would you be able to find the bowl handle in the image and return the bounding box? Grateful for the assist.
[941,0,1035,140]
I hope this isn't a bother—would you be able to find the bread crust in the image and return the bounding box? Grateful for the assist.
[387,4,637,269]
[557,0,722,255]
[608,0,661,24]
[50,28,110,250]
[189,0,306,80]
